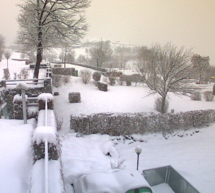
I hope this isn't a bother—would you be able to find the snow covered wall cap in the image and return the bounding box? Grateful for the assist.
[33,126,57,144]
[38,93,54,101]
[16,82,29,90]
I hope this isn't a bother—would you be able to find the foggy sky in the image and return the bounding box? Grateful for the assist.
[0,0,214,64]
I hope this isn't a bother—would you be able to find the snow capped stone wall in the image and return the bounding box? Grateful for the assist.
[70,110,215,135]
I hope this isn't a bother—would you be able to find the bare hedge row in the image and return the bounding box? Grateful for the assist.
[70,110,215,136]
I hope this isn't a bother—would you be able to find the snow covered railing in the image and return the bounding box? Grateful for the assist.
[4,79,45,86]
[31,93,65,193]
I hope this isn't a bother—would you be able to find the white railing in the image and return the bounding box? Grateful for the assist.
[44,96,49,193]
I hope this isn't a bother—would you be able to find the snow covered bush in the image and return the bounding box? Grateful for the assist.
[52,75,62,87]
[110,158,126,169]
[154,97,169,113]
[109,77,116,86]
[62,75,70,84]
[68,92,81,103]
[70,110,215,135]
[17,69,29,79]
[92,71,101,82]
[80,68,92,84]
[2,68,10,80]
[191,92,201,101]
[126,80,131,86]
[204,91,213,101]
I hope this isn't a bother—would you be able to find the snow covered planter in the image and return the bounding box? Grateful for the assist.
[38,93,54,110]
[68,92,81,103]
[70,110,215,135]
[98,81,108,91]
[32,126,59,162]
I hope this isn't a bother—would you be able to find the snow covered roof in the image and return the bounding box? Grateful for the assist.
[73,169,152,193]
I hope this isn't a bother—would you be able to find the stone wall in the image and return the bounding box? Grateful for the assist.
[70,110,215,136]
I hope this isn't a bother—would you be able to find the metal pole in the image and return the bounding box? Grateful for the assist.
[44,96,48,193]
[22,89,27,124]
[136,153,140,170]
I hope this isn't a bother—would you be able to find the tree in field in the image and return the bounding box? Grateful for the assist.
[16,0,90,79]
[4,49,13,69]
[191,54,210,84]
[114,46,129,70]
[0,35,5,61]
[89,40,112,68]
[136,43,193,114]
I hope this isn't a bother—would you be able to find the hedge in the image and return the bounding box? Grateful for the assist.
[70,110,215,136]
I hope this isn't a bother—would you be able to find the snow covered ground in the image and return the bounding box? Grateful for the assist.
[0,59,215,193]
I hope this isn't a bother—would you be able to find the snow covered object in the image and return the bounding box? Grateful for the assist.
[73,169,153,193]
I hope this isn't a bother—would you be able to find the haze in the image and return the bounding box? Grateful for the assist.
[0,0,214,64]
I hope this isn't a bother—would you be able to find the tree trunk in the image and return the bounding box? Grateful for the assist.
[161,95,166,114]
[34,31,43,79]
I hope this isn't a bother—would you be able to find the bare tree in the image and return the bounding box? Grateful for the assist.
[16,0,90,79]
[89,40,112,68]
[191,54,210,84]
[0,35,5,61]
[136,43,193,114]
[4,49,13,69]
[114,46,129,70]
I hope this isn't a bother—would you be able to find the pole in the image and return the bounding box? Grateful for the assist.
[44,96,48,193]
[136,153,140,170]
[21,89,27,124]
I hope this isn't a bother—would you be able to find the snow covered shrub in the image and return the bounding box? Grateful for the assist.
[110,158,126,169]
[204,91,213,101]
[55,116,63,131]
[109,77,116,86]
[68,92,81,103]
[116,77,123,85]
[3,69,10,80]
[52,75,62,87]
[80,68,92,84]
[126,80,131,86]
[62,75,70,84]
[92,71,101,87]
[154,97,169,114]
[92,71,101,82]
[191,92,201,101]
[17,69,29,79]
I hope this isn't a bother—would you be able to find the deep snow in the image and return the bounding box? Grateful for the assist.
[0,58,215,193]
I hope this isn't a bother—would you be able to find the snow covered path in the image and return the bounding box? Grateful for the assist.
[0,119,35,193]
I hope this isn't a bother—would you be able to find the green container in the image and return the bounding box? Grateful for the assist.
[126,187,153,193]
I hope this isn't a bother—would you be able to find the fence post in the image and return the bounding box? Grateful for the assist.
[22,89,27,124]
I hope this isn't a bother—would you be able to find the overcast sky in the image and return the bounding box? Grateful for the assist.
[0,0,215,64]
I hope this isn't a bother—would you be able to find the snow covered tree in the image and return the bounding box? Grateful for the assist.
[0,35,5,61]
[4,49,13,69]
[191,54,210,84]
[89,40,112,68]
[136,43,193,114]
[16,0,90,79]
